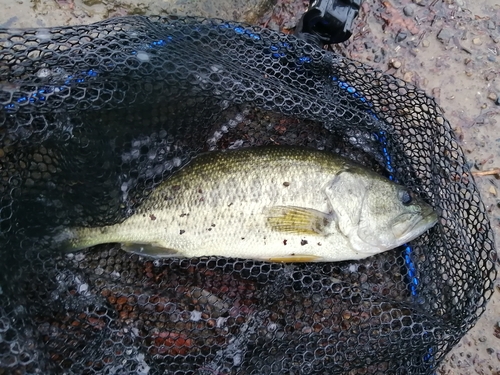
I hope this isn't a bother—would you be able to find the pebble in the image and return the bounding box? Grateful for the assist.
[403,5,415,16]
[488,92,498,102]
[422,39,430,47]
[403,71,414,82]
[487,21,496,30]
[437,28,454,44]
[472,37,482,45]
[38,163,47,172]
[485,71,496,81]
[267,20,280,32]
[486,348,494,355]
[391,60,402,69]
[395,31,408,43]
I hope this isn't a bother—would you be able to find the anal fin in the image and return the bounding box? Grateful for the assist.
[121,242,181,258]
[267,255,323,263]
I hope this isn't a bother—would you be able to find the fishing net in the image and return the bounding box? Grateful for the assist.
[0,15,496,375]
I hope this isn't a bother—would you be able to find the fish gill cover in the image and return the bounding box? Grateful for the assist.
[0,15,496,375]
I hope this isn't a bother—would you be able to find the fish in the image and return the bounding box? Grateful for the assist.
[54,146,438,262]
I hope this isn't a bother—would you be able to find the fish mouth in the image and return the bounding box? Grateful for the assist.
[393,207,438,244]
[419,204,439,229]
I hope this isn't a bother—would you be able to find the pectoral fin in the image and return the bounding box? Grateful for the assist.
[266,206,333,236]
[121,242,181,258]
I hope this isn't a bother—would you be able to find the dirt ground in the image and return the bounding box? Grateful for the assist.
[1,0,499,373]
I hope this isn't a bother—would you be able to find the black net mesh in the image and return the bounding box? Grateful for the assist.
[0,15,496,375]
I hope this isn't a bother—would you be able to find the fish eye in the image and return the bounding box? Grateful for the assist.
[400,190,412,206]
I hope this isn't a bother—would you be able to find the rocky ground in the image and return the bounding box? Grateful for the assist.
[1,0,499,374]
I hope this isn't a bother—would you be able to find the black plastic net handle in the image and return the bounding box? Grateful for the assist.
[295,0,363,46]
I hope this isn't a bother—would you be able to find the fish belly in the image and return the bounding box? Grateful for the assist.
[106,198,361,262]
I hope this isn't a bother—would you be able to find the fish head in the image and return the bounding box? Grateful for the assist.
[357,181,438,252]
[325,168,438,255]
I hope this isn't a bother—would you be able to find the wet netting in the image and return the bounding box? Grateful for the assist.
[0,15,496,375]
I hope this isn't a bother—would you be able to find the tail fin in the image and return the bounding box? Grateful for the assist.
[50,226,81,252]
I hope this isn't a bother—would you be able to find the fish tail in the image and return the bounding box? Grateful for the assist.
[51,226,97,252]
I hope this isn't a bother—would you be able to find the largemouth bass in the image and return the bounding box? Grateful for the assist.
[56,146,437,262]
